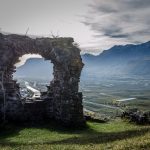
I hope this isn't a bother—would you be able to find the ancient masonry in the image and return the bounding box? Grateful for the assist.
[0,33,85,126]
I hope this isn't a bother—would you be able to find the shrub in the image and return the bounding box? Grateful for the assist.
[121,109,150,125]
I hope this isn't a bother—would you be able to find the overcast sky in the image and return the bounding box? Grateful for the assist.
[0,0,150,55]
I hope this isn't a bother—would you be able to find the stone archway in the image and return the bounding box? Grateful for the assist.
[0,33,85,126]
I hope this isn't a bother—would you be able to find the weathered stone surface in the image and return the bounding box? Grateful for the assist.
[0,33,85,127]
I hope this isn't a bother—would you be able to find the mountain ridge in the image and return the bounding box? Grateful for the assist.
[14,41,150,79]
[82,41,150,76]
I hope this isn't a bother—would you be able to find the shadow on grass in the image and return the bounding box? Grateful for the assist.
[0,120,89,139]
[49,128,150,145]
[0,120,149,147]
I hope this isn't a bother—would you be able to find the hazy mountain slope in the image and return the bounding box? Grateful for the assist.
[14,58,53,80]
[14,41,150,80]
[82,41,150,76]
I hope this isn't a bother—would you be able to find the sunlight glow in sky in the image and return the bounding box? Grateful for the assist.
[0,0,149,55]
[15,54,42,67]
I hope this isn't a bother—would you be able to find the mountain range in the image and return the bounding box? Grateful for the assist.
[82,41,150,77]
[14,58,53,80]
[14,41,150,80]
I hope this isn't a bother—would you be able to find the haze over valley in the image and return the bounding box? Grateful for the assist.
[14,41,150,117]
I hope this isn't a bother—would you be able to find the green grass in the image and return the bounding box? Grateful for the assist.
[0,119,149,150]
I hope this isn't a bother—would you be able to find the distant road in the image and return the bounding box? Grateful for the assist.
[83,101,123,111]
[25,82,40,93]
[116,98,136,102]
[25,81,41,99]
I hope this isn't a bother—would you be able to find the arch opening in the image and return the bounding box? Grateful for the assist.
[13,54,54,100]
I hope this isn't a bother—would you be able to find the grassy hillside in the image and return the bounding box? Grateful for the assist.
[0,119,149,150]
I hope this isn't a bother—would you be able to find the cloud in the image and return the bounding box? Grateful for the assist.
[15,54,42,67]
[81,0,150,49]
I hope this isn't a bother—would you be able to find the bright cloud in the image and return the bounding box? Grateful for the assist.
[0,0,149,54]
[15,54,42,67]
[81,0,150,53]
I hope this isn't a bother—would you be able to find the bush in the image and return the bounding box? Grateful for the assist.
[121,109,150,125]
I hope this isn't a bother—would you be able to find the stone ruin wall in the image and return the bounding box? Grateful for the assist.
[0,33,85,127]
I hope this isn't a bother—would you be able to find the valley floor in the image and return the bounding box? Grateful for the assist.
[0,119,149,150]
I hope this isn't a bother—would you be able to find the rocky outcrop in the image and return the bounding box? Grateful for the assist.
[0,33,85,127]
